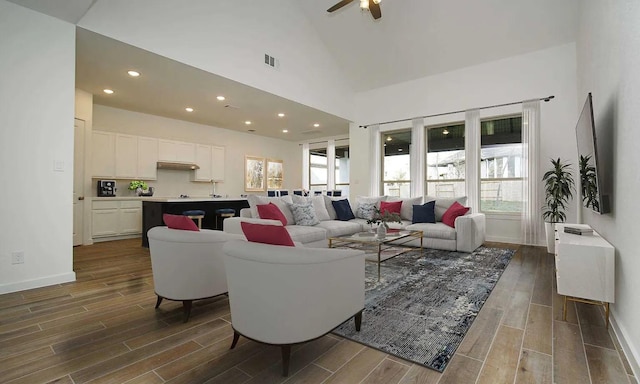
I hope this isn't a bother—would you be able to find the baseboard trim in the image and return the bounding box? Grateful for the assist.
[485,235,521,244]
[609,310,640,379]
[0,272,76,294]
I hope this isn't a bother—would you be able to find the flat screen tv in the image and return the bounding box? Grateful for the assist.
[575,92,609,214]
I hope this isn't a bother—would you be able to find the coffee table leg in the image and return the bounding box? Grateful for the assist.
[377,243,381,281]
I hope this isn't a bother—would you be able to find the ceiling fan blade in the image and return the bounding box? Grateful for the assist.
[327,0,354,13]
[369,1,382,19]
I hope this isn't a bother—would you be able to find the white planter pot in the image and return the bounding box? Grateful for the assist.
[544,222,556,254]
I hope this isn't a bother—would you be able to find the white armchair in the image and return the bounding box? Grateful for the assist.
[147,226,242,322]
[222,240,366,376]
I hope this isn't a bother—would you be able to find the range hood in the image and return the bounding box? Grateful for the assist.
[157,161,200,170]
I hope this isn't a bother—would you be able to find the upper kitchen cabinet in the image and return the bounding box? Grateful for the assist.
[92,131,115,177]
[115,134,138,179]
[193,145,225,182]
[137,137,158,180]
[159,139,195,163]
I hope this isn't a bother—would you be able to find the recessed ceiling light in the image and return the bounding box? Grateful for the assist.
[245,121,252,125]
[103,89,114,94]
[278,113,285,117]
[216,96,226,101]
[185,107,194,112]
[442,129,449,135]
[127,70,140,77]
[386,136,392,141]
[282,129,288,133]
[313,123,320,127]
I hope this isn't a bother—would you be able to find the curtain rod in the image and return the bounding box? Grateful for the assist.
[359,95,555,128]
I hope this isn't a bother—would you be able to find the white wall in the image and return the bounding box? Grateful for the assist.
[352,44,579,244]
[78,0,355,121]
[92,105,301,197]
[576,0,640,375]
[0,1,76,293]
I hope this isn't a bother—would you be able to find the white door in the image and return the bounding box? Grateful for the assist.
[73,119,85,246]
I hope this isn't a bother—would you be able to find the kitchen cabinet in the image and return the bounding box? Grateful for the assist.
[115,134,138,179]
[92,199,142,241]
[92,131,115,177]
[158,139,177,161]
[137,137,158,180]
[193,145,225,182]
[212,146,225,181]
[158,139,195,163]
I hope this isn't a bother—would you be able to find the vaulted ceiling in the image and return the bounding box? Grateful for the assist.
[7,0,579,140]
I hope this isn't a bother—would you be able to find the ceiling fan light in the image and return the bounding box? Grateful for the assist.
[360,0,369,10]
[373,0,381,4]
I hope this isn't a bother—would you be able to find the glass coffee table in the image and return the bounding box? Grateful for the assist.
[328,230,423,280]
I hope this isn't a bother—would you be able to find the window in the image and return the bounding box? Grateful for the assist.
[335,139,350,197]
[426,123,466,198]
[382,130,411,197]
[309,145,327,194]
[480,115,523,213]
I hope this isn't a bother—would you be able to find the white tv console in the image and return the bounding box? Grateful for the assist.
[555,223,615,327]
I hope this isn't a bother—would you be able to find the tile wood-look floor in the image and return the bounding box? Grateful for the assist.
[0,239,636,384]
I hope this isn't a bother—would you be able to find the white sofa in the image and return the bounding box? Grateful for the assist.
[224,195,485,253]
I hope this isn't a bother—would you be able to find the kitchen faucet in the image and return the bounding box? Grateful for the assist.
[210,179,219,197]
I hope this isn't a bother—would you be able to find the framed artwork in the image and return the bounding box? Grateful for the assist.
[245,156,265,191]
[267,159,284,189]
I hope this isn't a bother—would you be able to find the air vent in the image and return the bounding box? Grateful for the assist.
[224,104,240,109]
[264,53,279,69]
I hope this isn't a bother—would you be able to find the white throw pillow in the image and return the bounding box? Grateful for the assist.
[288,203,320,226]
[353,196,386,216]
[292,195,330,221]
[387,196,423,221]
[425,196,467,222]
[356,202,377,220]
[247,195,295,224]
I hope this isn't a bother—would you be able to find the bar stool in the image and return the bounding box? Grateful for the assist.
[215,208,236,230]
[182,210,205,229]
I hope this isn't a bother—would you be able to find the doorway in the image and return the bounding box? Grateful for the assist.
[73,119,85,246]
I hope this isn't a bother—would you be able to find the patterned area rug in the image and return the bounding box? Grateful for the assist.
[333,246,514,372]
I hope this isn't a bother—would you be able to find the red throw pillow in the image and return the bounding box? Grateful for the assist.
[379,200,402,215]
[441,201,470,228]
[257,203,288,226]
[241,222,295,247]
[163,213,200,231]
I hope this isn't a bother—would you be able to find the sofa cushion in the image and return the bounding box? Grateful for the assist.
[332,199,356,221]
[356,202,377,220]
[292,195,331,221]
[241,222,294,246]
[405,222,457,240]
[257,203,288,226]
[288,203,320,226]
[387,196,423,221]
[285,225,328,244]
[315,220,362,237]
[323,195,345,220]
[425,196,468,222]
[412,201,436,224]
[248,195,295,224]
[163,214,200,231]
[442,201,470,228]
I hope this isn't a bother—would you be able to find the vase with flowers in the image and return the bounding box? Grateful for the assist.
[366,207,402,238]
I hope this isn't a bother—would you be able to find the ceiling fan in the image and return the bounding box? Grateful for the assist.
[327,0,382,20]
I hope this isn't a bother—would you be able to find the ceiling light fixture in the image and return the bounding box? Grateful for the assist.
[127,70,140,77]
[313,123,320,127]
[386,136,392,141]
[360,0,369,10]
[103,89,114,94]
[442,129,449,135]
[185,107,194,112]
[398,148,403,152]
[282,129,288,133]
[245,121,252,125]
[278,113,285,117]
[216,96,225,101]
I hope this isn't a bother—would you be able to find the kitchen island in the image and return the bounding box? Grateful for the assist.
[141,197,249,247]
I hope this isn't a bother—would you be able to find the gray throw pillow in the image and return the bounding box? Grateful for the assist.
[289,203,320,226]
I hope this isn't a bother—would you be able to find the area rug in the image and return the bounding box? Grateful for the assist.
[333,246,514,372]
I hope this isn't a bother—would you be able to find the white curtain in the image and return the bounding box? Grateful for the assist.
[465,109,480,212]
[521,100,541,245]
[327,139,336,191]
[369,124,381,196]
[302,142,310,190]
[411,118,425,197]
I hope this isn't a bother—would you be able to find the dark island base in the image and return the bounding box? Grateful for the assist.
[142,199,249,247]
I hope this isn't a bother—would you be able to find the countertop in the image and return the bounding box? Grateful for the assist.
[92,196,248,202]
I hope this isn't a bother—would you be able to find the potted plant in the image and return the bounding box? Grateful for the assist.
[128,180,149,196]
[579,155,600,212]
[367,207,403,238]
[542,158,575,253]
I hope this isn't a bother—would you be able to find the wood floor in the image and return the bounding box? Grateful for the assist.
[0,240,636,384]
